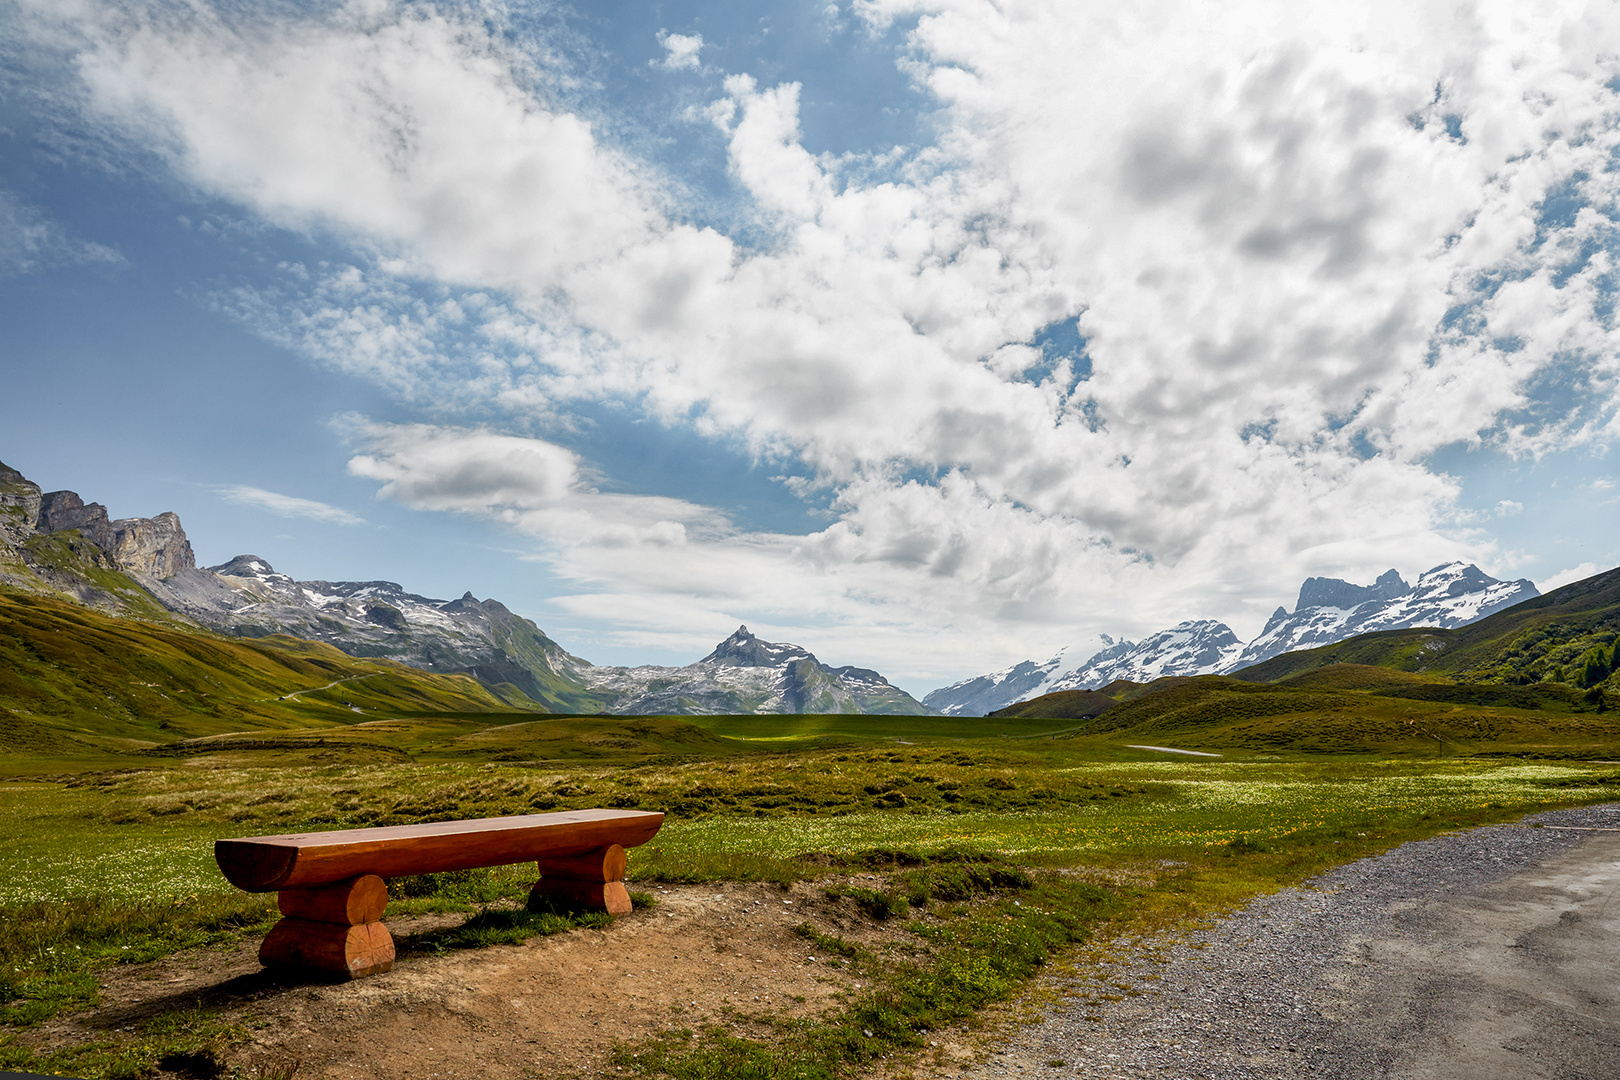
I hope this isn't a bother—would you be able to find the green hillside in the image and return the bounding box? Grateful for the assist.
[0,589,547,764]
[990,666,1620,756]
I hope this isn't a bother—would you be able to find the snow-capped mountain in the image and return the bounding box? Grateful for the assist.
[579,625,930,715]
[1045,620,1244,693]
[921,640,1107,717]
[924,623,1242,716]
[1230,563,1538,669]
[144,554,600,710]
[925,563,1540,715]
[154,562,929,714]
[1,462,929,715]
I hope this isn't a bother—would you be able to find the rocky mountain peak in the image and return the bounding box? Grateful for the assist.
[211,554,278,578]
[1415,561,1496,597]
[700,625,813,668]
[1296,568,1411,612]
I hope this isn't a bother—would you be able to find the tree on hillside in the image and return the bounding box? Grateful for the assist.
[1576,645,1612,689]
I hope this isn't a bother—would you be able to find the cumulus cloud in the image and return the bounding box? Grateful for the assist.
[347,422,581,511]
[656,30,703,71]
[18,0,1620,677]
[216,485,364,525]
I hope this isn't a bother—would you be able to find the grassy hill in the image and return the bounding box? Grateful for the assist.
[0,588,549,765]
[990,665,1620,756]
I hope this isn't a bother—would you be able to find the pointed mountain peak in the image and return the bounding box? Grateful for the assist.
[701,625,812,668]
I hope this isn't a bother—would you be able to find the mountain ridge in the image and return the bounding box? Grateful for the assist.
[925,563,1541,715]
[0,460,928,716]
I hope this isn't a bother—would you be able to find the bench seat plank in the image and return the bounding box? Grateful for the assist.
[215,809,663,891]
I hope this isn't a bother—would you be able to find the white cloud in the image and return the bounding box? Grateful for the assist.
[1537,561,1604,594]
[216,485,364,525]
[22,0,1620,680]
[347,422,581,512]
[1494,500,1523,517]
[656,30,703,71]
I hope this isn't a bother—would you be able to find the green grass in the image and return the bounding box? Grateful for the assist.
[3,709,1620,1079]
[991,668,1620,756]
[0,588,549,767]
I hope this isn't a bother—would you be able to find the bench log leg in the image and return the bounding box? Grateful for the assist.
[529,844,632,916]
[260,874,394,979]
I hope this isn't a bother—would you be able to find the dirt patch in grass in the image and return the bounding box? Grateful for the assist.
[17,880,909,1079]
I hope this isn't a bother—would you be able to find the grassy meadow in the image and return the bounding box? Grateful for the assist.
[3,704,1619,1078]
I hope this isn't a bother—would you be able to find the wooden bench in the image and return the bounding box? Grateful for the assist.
[214,808,663,979]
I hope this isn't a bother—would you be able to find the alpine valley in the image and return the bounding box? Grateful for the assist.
[0,461,928,718]
[0,458,1564,724]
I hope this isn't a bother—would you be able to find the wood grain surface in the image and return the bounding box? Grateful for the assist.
[277,874,388,925]
[535,844,628,882]
[259,918,396,978]
[215,809,663,891]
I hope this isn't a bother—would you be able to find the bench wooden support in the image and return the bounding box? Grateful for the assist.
[529,843,631,915]
[260,874,394,979]
[215,809,663,980]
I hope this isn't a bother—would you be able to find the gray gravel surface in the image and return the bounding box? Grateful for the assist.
[961,802,1620,1080]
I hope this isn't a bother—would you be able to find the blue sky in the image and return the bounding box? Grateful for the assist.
[2,0,1618,696]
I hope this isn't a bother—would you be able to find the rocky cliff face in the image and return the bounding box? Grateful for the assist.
[0,463,41,549]
[37,490,195,579]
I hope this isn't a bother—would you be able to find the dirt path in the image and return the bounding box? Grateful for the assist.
[951,802,1620,1080]
[271,674,374,704]
[28,878,910,1080]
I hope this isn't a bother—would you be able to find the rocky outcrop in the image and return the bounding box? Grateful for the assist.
[0,462,41,548]
[36,490,195,579]
[112,511,195,578]
[38,490,117,551]
[1295,568,1411,611]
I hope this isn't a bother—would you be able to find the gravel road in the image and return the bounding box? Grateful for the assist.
[964,802,1620,1080]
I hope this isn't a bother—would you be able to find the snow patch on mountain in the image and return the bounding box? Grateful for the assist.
[581,625,931,715]
[1231,562,1539,669]
[1048,620,1245,693]
[925,562,1540,715]
[922,638,1116,717]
